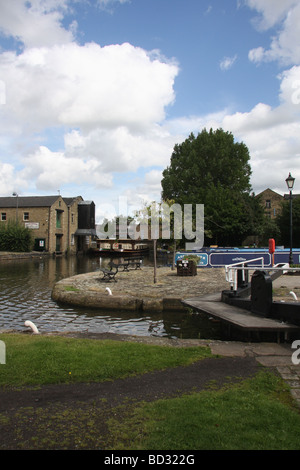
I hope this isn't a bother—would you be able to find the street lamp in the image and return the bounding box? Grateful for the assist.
[12,192,18,223]
[285,173,295,265]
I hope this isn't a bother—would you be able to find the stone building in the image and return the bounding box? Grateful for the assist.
[255,188,284,219]
[0,195,96,254]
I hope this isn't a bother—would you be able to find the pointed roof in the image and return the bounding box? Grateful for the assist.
[0,195,82,208]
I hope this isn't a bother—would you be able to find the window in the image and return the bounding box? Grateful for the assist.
[1,213,6,221]
[23,212,29,221]
[56,210,63,228]
[265,199,271,208]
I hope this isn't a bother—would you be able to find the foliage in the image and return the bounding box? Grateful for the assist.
[277,197,300,247]
[161,128,264,245]
[0,220,33,252]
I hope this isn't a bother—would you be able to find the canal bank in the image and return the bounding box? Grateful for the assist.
[51,266,229,312]
[51,264,300,312]
[0,251,51,260]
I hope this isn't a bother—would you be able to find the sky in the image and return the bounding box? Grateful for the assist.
[0,0,300,222]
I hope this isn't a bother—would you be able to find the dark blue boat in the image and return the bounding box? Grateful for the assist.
[175,247,300,268]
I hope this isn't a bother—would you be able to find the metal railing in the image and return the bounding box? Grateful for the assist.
[225,257,265,291]
[224,258,300,292]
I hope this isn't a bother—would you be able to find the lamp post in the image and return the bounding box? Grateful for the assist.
[12,192,18,223]
[285,173,295,266]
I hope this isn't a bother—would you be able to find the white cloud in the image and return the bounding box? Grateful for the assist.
[19,146,113,191]
[1,0,300,210]
[245,0,299,30]
[0,32,178,197]
[97,0,130,7]
[64,125,175,174]
[0,162,26,194]
[0,42,178,133]
[169,65,300,195]
[0,0,74,48]
[220,55,237,71]
[247,0,300,65]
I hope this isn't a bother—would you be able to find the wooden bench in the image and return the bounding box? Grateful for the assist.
[110,258,143,272]
[123,258,143,270]
[99,263,119,282]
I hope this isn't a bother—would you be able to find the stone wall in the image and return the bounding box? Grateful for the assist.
[256,188,283,219]
[0,196,81,254]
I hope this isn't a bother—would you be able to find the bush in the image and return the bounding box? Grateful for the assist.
[0,221,33,252]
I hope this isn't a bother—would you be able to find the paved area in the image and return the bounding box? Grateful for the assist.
[52,266,229,311]
[209,340,300,405]
[273,274,300,301]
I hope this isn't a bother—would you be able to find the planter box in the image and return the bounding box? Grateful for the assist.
[176,260,197,276]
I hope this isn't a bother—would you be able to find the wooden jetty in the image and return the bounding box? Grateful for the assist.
[183,293,300,342]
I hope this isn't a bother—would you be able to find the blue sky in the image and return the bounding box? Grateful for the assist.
[0,0,300,221]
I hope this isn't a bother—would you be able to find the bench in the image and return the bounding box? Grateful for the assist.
[123,258,143,270]
[109,258,142,272]
[99,263,119,282]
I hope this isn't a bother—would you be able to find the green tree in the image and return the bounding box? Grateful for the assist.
[277,197,300,248]
[161,128,262,246]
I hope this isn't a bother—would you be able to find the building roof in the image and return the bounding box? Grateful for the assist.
[255,188,283,199]
[0,195,82,208]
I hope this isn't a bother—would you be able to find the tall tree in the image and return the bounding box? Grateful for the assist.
[161,128,261,246]
[277,197,300,248]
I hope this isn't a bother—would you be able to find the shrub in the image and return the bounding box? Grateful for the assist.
[0,221,33,252]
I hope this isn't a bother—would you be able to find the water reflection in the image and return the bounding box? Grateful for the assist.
[0,256,221,339]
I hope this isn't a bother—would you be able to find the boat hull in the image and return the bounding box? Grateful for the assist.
[92,248,149,257]
[175,248,300,268]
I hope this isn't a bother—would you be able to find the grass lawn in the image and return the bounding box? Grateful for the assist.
[107,371,300,450]
[0,333,212,386]
[1,333,300,450]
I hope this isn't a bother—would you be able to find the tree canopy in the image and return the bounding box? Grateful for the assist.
[277,197,300,248]
[161,128,263,246]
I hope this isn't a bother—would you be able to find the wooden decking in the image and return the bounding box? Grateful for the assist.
[183,294,300,340]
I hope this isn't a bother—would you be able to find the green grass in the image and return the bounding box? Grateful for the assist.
[63,285,80,292]
[0,334,212,386]
[2,334,300,450]
[107,371,300,450]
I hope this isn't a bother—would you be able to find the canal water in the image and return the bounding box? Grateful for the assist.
[0,256,222,339]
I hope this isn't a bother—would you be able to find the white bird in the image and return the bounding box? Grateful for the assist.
[106,287,112,295]
[24,320,39,334]
[289,291,298,301]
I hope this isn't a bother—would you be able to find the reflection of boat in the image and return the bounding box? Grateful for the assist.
[92,239,150,257]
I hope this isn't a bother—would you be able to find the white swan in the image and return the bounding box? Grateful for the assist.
[289,291,298,301]
[106,287,112,295]
[24,320,39,334]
